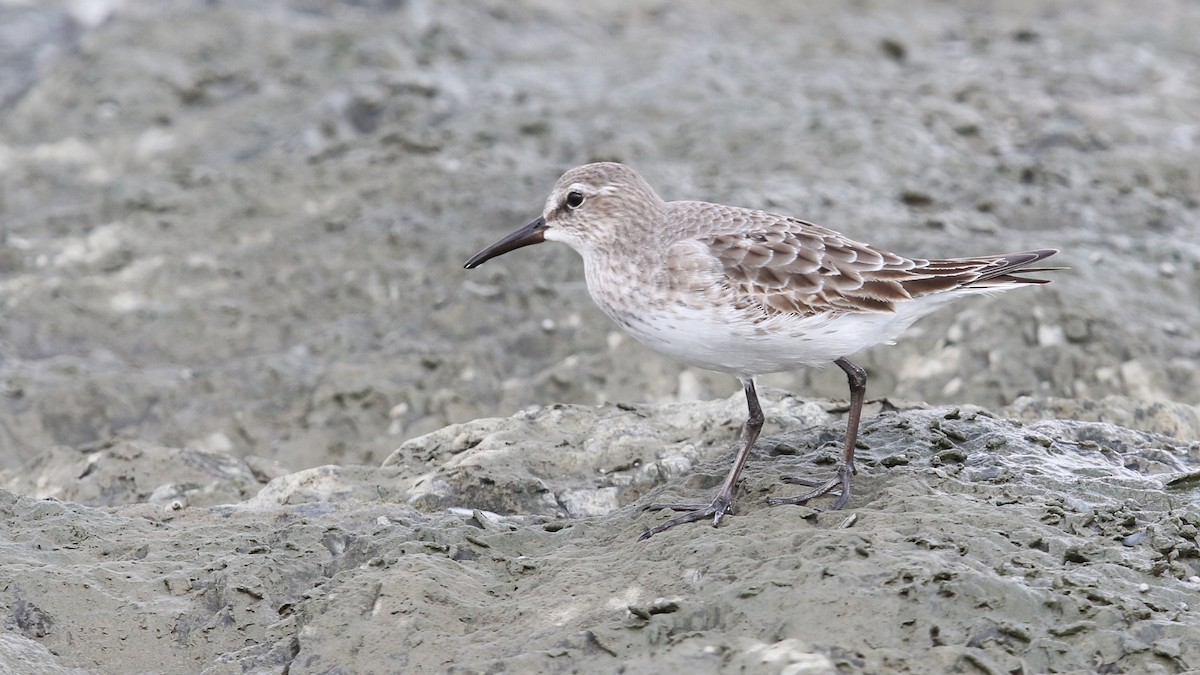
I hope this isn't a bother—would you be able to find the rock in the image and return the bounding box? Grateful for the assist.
[3,396,1200,672]
[0,440,265,508]
[1005,396,1200,441]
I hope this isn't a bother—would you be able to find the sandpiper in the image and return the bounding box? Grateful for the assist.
[465,162,1058,540]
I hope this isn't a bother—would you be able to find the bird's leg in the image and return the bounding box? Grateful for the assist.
[767,357,865,510]
[639,377,764,540]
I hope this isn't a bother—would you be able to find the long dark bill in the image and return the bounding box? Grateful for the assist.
[463,217,548,269]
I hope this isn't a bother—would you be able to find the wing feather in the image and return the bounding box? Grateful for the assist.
[670,204,1057,317]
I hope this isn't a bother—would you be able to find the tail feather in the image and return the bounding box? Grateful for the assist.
[968,248,1061,288]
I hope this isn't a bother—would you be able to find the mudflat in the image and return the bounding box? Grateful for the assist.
[1,1,1198,672]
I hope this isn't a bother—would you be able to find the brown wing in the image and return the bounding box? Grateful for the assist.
[698,211,1056,315]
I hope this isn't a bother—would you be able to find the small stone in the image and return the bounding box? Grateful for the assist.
[879,38,907,62]
[1064,317,1090,342]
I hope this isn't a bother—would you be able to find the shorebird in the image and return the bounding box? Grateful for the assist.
[465,162,1057,539]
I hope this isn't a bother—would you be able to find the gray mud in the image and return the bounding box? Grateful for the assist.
[5,395,1200,673]
[1,0,1199,672]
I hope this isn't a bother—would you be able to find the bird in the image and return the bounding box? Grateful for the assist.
[464,162,1058,540]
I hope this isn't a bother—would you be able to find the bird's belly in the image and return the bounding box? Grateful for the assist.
[599,303,910,376]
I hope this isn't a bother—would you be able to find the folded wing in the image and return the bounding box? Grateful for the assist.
[693,211,1057,316]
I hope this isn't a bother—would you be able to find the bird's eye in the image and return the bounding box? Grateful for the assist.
[565,191,584,209]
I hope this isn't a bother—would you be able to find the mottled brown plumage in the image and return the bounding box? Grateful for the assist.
[679,205,1054,317]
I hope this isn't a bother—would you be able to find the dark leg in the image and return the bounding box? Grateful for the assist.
[767,357,865,510]
[639,377,764,540]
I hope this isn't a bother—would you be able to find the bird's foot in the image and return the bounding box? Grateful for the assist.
[639,491,735,541]
[767,462,856,510]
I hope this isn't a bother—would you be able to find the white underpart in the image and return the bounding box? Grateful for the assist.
[601,286,1009,378]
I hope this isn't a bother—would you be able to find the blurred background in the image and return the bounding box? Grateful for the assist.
[0,0,1196,472]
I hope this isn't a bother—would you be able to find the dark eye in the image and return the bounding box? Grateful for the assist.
[565,191,584,209]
